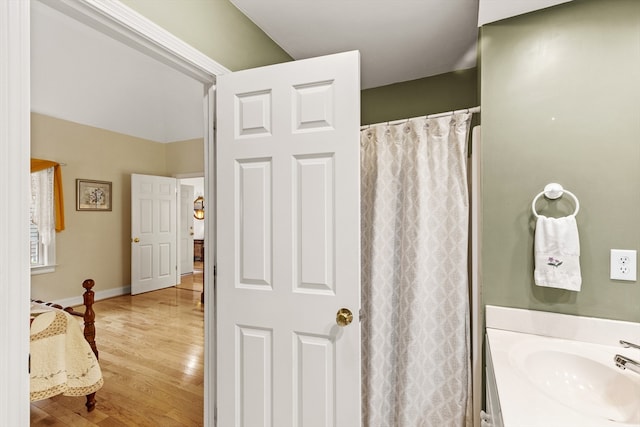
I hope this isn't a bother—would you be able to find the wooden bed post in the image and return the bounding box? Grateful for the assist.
[36,279,100,412]
[81,279,98,412]
[81,279,98,360]
[61,279,98,412]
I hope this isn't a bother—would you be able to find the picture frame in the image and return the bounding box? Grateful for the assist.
[76,179,112,211]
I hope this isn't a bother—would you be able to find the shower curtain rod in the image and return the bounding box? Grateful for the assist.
[360,106,480,130]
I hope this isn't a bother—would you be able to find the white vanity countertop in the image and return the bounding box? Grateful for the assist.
[485,305,640,427]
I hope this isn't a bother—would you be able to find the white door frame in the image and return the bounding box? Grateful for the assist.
[1,1,32,424]
[2,0,228,423]
[174,173,206,277]
[179,183,195,275]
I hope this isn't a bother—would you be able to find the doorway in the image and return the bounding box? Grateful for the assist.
[3,0,226,424]
[180,177,205,275]
[178,177,205,295]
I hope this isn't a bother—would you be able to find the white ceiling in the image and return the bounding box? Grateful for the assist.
[230,0,480,90]
[31,0,572,143]
[230,0,573,89]
[31,0,205,143]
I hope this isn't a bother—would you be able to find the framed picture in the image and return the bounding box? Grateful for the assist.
[76,179,112,211]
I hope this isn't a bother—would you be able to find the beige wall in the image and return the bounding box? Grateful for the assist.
[41,0,639,325]
[481,0,640,321]
[166,138,205,176]
[30,0,292,302]
[30,114,202,301]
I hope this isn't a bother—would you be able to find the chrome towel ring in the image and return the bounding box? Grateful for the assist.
[532,183,580,218]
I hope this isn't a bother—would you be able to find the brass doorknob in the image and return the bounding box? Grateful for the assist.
[336,308,353,327]
[132,237,140,243]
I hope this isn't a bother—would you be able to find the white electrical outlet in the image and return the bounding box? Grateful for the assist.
[610,249,637,281]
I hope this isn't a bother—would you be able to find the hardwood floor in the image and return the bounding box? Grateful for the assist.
[30,270,205,426]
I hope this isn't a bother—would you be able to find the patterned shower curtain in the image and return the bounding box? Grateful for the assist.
[361,113,472,427]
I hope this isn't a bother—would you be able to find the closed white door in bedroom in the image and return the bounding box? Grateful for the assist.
[216,51,362,427]
[131,173,178,295]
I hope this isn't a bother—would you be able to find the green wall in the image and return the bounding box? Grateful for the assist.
[481,0,640,321]
[122,0,477,125]
[361,68,478,125]
[119,0,292,71]
[119,0,640,324]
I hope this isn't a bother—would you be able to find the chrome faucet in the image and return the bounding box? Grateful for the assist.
[615,340,640,376]
[620,340,640,350]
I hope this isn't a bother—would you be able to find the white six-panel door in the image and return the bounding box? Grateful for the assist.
[131,173,178,295]
[216,51,362,427]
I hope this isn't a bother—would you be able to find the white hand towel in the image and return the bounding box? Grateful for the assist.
[534,215,581,291]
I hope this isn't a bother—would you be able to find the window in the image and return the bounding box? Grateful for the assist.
[30,167,56,273]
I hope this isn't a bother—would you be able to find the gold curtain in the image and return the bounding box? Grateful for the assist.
[30,158,65,232]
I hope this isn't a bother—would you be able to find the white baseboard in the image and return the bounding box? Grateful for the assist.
[50,285,131,308]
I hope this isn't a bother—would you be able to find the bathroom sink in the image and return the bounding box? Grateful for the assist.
[513,346,640,424]
[486,306,640,427]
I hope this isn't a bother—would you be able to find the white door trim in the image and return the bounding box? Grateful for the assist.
[179,184,195,275]
[1,0,32,424]
[203,84,217,425]
[6,0,229,424]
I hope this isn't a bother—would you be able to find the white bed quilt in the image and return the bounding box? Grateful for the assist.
[30,305,103,401]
